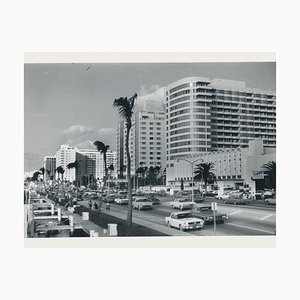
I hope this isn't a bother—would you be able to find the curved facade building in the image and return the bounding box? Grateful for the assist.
[165,77,276,185]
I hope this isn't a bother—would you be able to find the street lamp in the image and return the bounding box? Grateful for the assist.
[176,157,203,203]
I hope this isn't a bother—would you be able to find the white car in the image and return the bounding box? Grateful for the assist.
[132,197,153,210]
[215,194,230,200]
[165,212,204,231]
[114,198,129,205]
[265,198,276,205]
[170,198,194,210]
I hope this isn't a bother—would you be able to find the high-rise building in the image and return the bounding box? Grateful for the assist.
[43,156,56,180]
[55,145,76,182]
[165,77,276,184]
[116,110,166,177]
[134,110,166,171]
[76,149,99,184]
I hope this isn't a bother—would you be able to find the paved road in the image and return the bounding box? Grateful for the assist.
[83,196,276,236]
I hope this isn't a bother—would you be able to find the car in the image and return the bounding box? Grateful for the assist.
[265,197,276,205]
[156,190,167,197]
[104,193,116,203]
[147,194,160,205]
[132,197,153,210]
[165,212,204,231]
[223,195,249,205]
[264,190,275,199]
[255,190,265,199]
[215,193,231,200]
[170,198,194,210]
[176,191,204,203]
[203,191,218,197]
[191,205,228,224]
[116,191,128,199]
[114,197,129,205]
[175,191,190,198]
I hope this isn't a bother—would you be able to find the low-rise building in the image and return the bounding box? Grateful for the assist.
[168,139,275,195]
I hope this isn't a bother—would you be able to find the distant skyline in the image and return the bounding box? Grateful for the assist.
[24,61,275,172]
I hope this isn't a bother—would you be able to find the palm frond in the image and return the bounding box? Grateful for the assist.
[94,141,106,152]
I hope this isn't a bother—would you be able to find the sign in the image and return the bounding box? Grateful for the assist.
[211,202,217,212]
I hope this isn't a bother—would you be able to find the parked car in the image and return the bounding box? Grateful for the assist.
[255,190,265,199]
[203,191,218,197]
[132,197,153,210]
[165,212,204,231]
[170,198,194,210]
[265,197,276,205]
[191,205,228,224]
[264,190,275,199]
[223,195,249,205]
[114,197,129,205]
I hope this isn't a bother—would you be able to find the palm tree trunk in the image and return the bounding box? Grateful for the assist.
[99,153,108,211]
[126,125,133,231]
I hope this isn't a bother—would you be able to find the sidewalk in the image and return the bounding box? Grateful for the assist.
[59,205,106,237]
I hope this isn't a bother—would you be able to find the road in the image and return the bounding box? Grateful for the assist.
[82,195,276,236]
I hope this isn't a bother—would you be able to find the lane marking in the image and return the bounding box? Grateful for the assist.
[256,214,275,221]
[228,210,242,216]
[226,223,275,234]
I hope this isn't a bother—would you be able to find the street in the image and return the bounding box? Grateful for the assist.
[83,196,276,236]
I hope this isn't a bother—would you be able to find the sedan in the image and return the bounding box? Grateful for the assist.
[114,198,129,205]
[165,212,204,231]
[170,198,194,210]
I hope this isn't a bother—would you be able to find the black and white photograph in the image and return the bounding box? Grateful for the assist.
[24,54,276,243]
[3,1,300,300]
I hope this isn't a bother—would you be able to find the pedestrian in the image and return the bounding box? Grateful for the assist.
[88,200,92,209]
[94,202,98,210]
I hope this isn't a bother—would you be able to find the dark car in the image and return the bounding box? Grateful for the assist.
[191,205,228,224]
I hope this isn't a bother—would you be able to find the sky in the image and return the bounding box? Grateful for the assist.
[24,62,276,172]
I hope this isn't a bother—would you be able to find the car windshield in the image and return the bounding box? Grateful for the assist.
[177,213,193,219]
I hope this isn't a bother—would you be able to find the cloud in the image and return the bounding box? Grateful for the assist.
[97,128,116,135]
[136,85,165,111]
[61,125,116,150]
[62,124,93,135]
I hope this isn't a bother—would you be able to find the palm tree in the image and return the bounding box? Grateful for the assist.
[113,93,137,231]
[194,162,217,193]
[94,141,110,210]
[39,167,45,181]
[66,160,79,187]
[262,161,276,190]
[56,166,64,181]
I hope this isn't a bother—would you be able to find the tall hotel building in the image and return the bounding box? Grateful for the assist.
[165,77,276,184]
[117,110,166,176]
[43,156,56,181]
[55,145,77,182]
